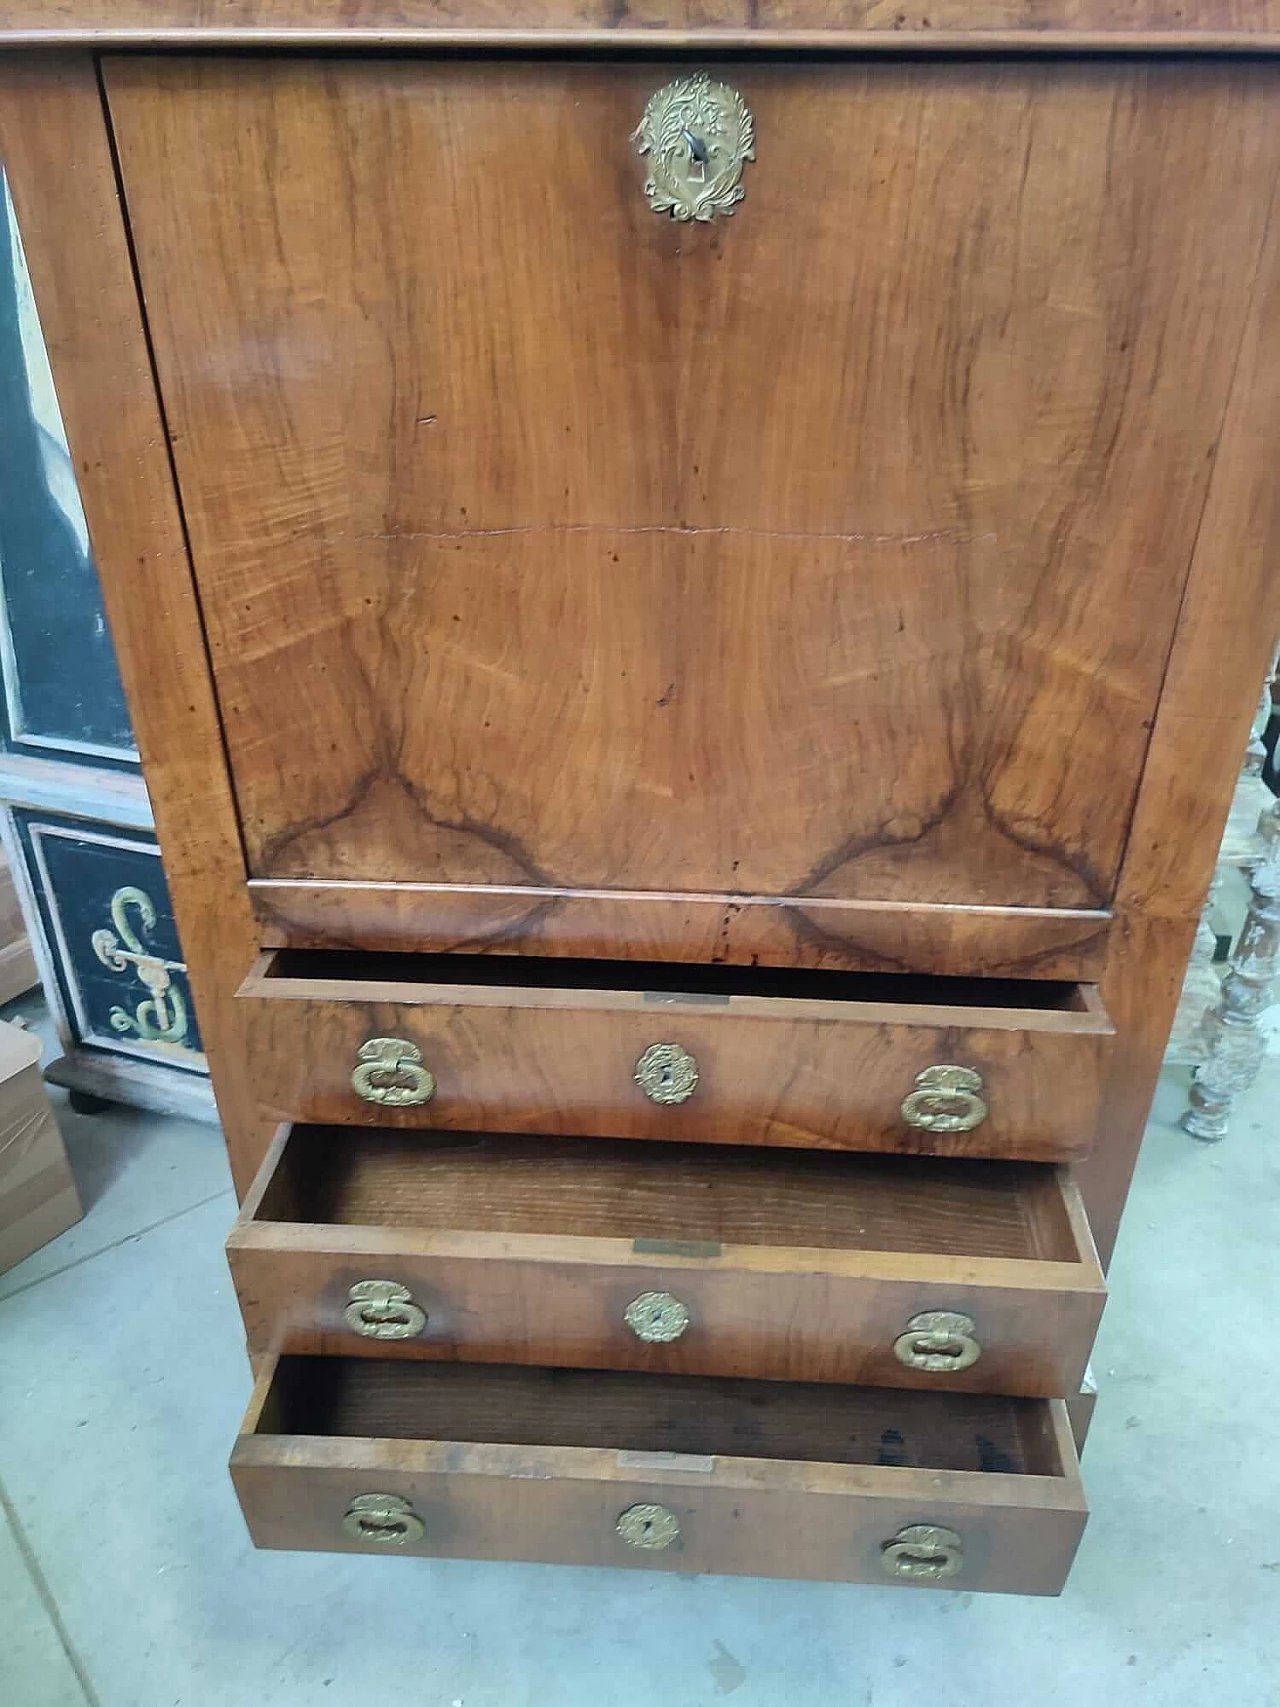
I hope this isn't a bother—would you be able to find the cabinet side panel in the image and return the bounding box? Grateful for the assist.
[1082,165,1280,1266]
[0,54,270,1193]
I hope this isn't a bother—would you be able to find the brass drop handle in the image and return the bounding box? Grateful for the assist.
[344,1280,427,1340]
[901,1065,988,1133]
[351,1037,436,1107]
[624,1291,691,1343]
[892,1310,981,1373]
[881,1524,964,1582]
[341,1492,425,1546]
[632,72,756,223]
[634,1041,699,1105]
[616,1503,681,1550]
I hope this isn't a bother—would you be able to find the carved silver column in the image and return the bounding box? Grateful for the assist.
[1183,801,1280,1142]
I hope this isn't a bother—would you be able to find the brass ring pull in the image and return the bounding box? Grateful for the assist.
[880,1524,964,1582]
[634,1042,699,1105]
[351,1037,436,1107]
[341,1493,425,1546]
[344,1280,428,1340]
[632,73,755,223]
[901,1065,988,1133]
[892,1310,981,1373]
[616,1503,681,1550]
[624,1291,691,1343]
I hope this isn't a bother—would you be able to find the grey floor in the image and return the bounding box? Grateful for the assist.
[1,1004,1277,1707]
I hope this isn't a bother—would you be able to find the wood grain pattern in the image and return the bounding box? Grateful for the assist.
[232,1354,1087,1592]
[0,57,271,1194]
[7,3,1280,49]
[104,58,1276,950]
[228,1124,1104,1392]
[252,881,1113,978]
[236,953,1114,1160]
[1079,159,1280,1265]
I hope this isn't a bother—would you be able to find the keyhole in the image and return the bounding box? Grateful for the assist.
[681,127,708,182]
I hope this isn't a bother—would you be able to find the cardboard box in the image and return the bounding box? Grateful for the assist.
[0,1019,80,1275]
[0,849,38,1006]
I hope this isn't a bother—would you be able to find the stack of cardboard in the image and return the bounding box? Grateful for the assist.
[0,1019,80,1274]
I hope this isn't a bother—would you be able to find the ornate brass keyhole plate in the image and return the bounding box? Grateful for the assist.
[344,1279,428,1340]
[616,1503,681,1549]
[350,1037,436,1107]
[880,1524,964,1581]
[634,1042,699,1105]
[892,1310,982,1373]
[900,1065,988,1133]
[341,1492,425,1546]
[632,73,756,222]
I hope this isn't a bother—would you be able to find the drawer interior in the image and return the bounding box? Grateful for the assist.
[254,1126,1086,1262]
[258,1356,1068,1478]
[248,949,1110,1030]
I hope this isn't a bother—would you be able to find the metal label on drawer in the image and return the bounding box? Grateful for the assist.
[642,990,731,1006]
[617,1451,716,1474]
[633,1237,723,1259]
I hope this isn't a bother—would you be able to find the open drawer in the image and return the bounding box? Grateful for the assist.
[229,1124,1105,1396]
[231,1356,1087,1594]
[236,952,1115,1162]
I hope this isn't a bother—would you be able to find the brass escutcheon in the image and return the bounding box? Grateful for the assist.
[344,1279,428,1340]
[634,1042,699,1105]
[341,1492,425,1546]
[632,72,755,223]
[880,1523,964,1582]
[624,1291,691,1344]
[892,1310,982,1373]
[900,1065,988,1133]
[616,1503,681,1550]
[351,1037,436,1107]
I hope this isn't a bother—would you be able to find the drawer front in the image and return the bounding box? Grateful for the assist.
[238,958,1114,1161]
[107,58,1279,962]
[232,1357,1088,1594]
[229,1127,1105,1394]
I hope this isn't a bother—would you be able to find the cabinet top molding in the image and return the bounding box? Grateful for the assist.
[3,3,1280,52]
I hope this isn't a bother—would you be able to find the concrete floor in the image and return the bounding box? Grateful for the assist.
[1,1006,1277,1707]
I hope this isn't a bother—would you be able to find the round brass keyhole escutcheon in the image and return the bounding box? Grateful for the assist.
[624,1291,691,1344]
[344,1280,428,1340]
[616,1503,681,1550]
[900,1065,988,1134]
[892,1310,981,1373]
[341,1492,425,1546]
[880,1524,964,1582]
[351,1037,436,1107]
[634,1042,699,1105]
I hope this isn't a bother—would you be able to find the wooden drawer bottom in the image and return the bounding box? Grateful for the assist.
[231,1356,1088,1594]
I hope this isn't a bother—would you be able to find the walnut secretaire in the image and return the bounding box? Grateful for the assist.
[2,3,1277,1595]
